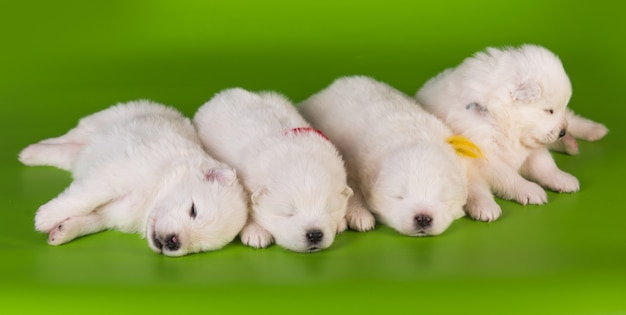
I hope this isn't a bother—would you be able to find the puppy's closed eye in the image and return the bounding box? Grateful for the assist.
[545,109,554,115]
[275,205,296,217]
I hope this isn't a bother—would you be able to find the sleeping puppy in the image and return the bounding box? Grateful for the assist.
[193,89,352,252]
[416,44,608,205]
[299,76,498,235]
[19,101,248,256]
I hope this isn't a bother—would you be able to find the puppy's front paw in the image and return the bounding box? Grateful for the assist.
[515,182,547,205]
[240,223,274,249]
[465,197,502,222]
[545,171,580,193]
[346,206,376,232]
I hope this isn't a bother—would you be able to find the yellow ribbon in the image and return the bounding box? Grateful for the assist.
[446,135,485,159]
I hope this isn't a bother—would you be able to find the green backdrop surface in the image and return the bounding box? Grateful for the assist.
[1,1,624,314]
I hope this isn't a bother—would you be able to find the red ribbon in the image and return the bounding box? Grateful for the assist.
[283,127,330,142]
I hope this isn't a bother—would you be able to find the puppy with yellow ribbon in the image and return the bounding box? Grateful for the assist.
[417,45,607,206]
[299,76,500,237]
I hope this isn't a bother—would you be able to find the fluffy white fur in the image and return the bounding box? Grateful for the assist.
[416,44,608,205]
[19,101,248,256]
[299,76,496,235]
[193,89,352,253]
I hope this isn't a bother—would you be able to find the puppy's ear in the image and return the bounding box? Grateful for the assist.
[204,168,237,185]
[511,81,542,103]
[341,185,354,198]
[251,188,267,205]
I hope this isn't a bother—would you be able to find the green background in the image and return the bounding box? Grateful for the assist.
[1,1,624,314]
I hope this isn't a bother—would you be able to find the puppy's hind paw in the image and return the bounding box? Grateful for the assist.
[240,223,274,249]
[18,145,42,166]
[581,123,608,142]
[48,218,75,245]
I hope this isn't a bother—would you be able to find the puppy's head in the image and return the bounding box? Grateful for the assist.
[481,45,573,148]
[146,167,248,257]
[251,184,352,253]
[368,143,467,236]
[250,141,352,252]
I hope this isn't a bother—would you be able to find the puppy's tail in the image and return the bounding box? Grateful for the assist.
[446,135,485,159]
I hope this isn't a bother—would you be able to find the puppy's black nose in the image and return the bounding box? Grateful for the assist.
[305,229,324,244]
[559,129,567,138]
[164,234,180,251]
[414,214,432,228]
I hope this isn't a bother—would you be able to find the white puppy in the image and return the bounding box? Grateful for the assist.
[299,76,496,235]
[19,101,248,256]
[416,44,608,205]
[193,89,352,252]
